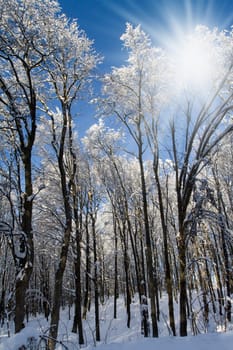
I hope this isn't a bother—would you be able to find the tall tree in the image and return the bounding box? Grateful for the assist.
[40,14,99,349]
[0,0,60,333]
[100,24,161,337]
[167,26,233,335]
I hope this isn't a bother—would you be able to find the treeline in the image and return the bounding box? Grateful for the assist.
[0,1,233,349]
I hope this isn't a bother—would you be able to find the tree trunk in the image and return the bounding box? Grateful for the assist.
[178,226,187,337]
[154,165,176,336]
[15,151,34,333]
[138,143,158,337]
[216,183,232,322]
[83,213,91,320]
[48,225,71,350]
[72,227,84,344]
[91,211,100,342]
[72,189,84,344]
[124,246,131,328]
[140,234,147,298]
[113,217,119,319]
[48,105,72,350]
[128,216,143,304]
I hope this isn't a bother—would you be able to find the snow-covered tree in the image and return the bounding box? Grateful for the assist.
[0,0,61,333]
[39,12,100,349]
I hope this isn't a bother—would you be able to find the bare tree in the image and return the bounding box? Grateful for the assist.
[0,0,60,333]
[39,14,99,349]
[101,24,159,337]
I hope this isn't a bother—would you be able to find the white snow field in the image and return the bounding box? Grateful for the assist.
[0,295,232,349]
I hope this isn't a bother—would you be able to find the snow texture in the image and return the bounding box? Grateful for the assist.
[0,295,233,349]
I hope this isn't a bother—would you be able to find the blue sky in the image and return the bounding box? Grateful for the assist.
[59,0,233,69]
[58,0,233,136]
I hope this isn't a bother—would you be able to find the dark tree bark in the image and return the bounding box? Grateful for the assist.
[213,171,232,322]
[113,216,119,319]
[153,156,176,336]
[72,191,84,344]
[15,148,35,333]
[83,209,91,320]
[93,218,101,341]
[0,0,61,333]
[48,104,73,350]
[138,134,158,337]
[120,221,131,328]
[0,57,37,334]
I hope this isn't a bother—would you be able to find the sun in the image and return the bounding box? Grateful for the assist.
[109,0,229,96]
[172,30,217,91]
[140,0,228,94]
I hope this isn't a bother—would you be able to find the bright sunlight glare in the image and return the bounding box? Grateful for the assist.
[172,31,217,91]
[130,0,229,95]
[108,0,229,96]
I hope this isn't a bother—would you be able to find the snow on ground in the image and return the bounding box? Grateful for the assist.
[0,295,233,349]
[97,332,233,350]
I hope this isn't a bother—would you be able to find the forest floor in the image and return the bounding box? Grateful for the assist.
[0,294,233,349]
